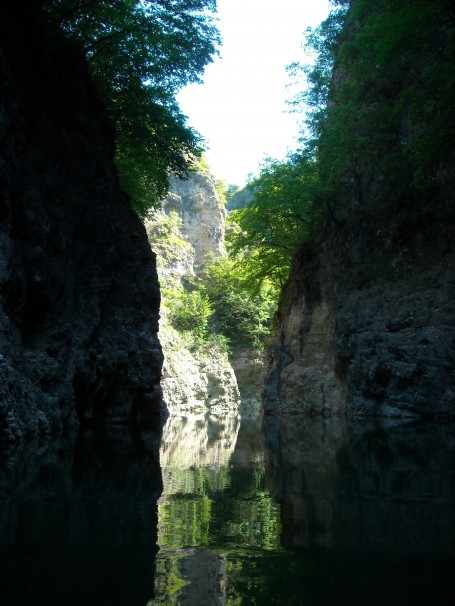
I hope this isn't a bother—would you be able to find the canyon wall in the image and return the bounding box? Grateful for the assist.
[163,170,227,268]
[262,2,455,419]
[0,5,164,443]
[263,233,455,418]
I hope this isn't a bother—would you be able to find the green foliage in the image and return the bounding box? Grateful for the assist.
[146,211,192,265]
[228,155,325,290]
[306,0,455,231]
[44,0,220,215]
[198,256,278,349]
[226,184,253,211]
[214,178,227,205]
[165,288,213,341]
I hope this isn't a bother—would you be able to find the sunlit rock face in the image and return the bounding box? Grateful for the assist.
[160,336,241,415]
[163,170,227,268]
[263,416,454,555]
[263,250,347,416]
[0,6,164,442]
[147,166,241,415]
[229,346,264,410]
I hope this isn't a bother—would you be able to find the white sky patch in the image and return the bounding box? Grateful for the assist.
[177,0,330,186]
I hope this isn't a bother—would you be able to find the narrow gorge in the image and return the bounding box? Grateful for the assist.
[1,1,453,604]
[145,167,242,416]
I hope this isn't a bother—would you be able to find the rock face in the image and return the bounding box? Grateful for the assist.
[159,326,240,415]
[263,235,455,418]
[0,6,164,443]
[146,168,240,414]
[163,170,227,267]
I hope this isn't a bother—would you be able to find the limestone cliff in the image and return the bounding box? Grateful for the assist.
[145,168,240,414]
[0,5,164,442]
[263,226,455,418]
[163,169,227,267]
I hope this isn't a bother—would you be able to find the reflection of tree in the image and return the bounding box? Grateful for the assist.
[151,413,283,604]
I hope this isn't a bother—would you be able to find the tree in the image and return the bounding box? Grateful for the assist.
[228,155,324,290]
[44,0,220,215]
[199,256,278,349]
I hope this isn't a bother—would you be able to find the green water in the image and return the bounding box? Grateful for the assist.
[149,412,455,605]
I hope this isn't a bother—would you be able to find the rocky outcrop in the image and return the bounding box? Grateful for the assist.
[0,6,164,443]
[146,168,240,414]
[263,230,455,418]
[159,322,240,415]
[163,170,227,268]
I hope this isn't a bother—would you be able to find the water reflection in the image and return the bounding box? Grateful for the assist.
[153,412,454,605]
[151,411,282,604]
[263,415,455,605]
[1,413,452,605]
[263,416,454,554]
[0,427,163,606]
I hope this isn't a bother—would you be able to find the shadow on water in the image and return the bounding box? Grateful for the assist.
[0,424,163,606]
[263,415,455,605]
[1,412,453,605]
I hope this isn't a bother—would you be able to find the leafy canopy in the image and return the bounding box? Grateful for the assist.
[236,0,455,289]
[198,255,278,349]
[228,155,324,291]
[45,0,220,215]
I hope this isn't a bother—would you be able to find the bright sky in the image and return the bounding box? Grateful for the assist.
[177,0,330,186]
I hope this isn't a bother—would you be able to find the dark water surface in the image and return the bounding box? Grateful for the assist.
[1,412,454,605]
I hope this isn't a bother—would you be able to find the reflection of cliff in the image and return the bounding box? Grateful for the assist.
[264,417,455,555]
[0,429,163,606]
[160,413,240,483]
[152,413,282,604]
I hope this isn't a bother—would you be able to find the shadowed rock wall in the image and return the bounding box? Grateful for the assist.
[0,5,164,442]
[263,236,455,417]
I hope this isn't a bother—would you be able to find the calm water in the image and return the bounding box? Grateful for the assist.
[151,411,455,605]
[0,411,454,605]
